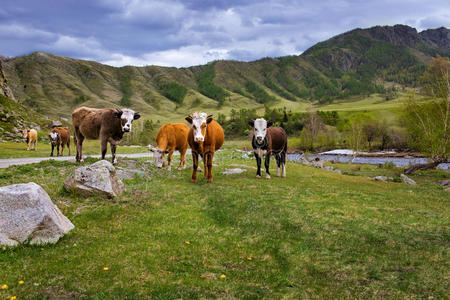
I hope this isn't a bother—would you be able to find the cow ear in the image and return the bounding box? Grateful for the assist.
[114,109,123,118]
[248,120,254,127]
[206,115,213,124]
[267,121,273,127]
[185,116,193,124]
[133,112,141,120]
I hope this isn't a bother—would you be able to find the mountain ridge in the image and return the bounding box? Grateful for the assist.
[0,24,448,120]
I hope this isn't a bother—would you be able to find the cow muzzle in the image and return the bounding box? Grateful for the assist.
[195,137,204,143]
[122,127,131,132]
[256,136,264,144]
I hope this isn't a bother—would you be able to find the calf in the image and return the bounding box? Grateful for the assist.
[249,118,287,179]
[72,106,140,164]
[49,127,71,156]
[150,123,189,170]
[21,129,37,151]
[186,112,224,183]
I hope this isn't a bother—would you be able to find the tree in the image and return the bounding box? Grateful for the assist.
[402,56,450,174]
[303,111,325,149]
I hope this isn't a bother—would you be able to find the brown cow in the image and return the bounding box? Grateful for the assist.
[21,129,37,151]
[72,106,140,164]
[185,112,224,183]
[249,118,287,179]
[150,123,189,170]
[49,127,71,157]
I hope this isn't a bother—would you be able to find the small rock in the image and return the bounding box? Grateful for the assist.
[229,164,257,170]
[64,160,125,198]
[373,176,388,181]
[436,180,450,187]
[241,153,249,159]
[49,120,63,128]
[222,168,247,175]
[400,174,416,186]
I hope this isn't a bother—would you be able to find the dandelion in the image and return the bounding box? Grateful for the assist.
[103,267,109,271]
[220,274,226,279]
[1,284,7,290]
[10,296,17,300]
[185,241,190,245]
[18,280,24,285]
[247,257,253,261]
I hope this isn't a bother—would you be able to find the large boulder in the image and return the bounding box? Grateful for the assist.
[64,160,125,198]
[0,182,74,246]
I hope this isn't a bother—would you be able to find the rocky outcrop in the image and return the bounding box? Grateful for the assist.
[0,57,15,100]
[64,160,125,198]
[0,182,74,246]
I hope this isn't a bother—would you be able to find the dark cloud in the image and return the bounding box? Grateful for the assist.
[0,0,448,66]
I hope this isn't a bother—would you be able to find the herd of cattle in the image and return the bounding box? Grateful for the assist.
[22,106,288,182]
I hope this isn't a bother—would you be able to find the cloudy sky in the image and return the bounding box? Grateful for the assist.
[0,0,449,67]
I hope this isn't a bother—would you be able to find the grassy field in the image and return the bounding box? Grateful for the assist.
[0,140,149,159]
[0,150,448,299]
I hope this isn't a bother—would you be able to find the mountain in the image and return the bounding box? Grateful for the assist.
[0,24,448,121]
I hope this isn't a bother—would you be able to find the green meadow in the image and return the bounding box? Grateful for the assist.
[0,148,448,299]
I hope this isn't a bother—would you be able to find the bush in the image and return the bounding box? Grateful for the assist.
[161,82,187,104]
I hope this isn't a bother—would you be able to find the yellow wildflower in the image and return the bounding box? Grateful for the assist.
[247,257,253,261]
[220,274,226,279]
[18,280,24,285]
[1,284,7,289]
[11,296,17,300]
[103,267,109,271]
[185,241,190,245]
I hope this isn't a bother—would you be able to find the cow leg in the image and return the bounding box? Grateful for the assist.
[74,127,84,162]
[100,137,108,161]
[178,147,187,170]
[203,153,208,179]
[60,144,64,156]
[191,152,199,183]
[110,143,117,164]
[276,154,281,177]
[255,153,262,178]
[265,153,271,179]
[57,144,60,156]
[50,144,54,157]
[27,140,30,151]
[206,152,214,183]
[68,141,71,156]
[282,151,286,178]
[167,150,174,171]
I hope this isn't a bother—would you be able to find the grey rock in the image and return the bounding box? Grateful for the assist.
[60,117,69,122]
[64,160,125,198]
[241,153,249,159]
[400,174,416,185]
[222,168,247,175]
[437,180,450,187]
[49,120,63,128]
[0,182,74,246]
[373,176,389,181]
[116,168,148,180]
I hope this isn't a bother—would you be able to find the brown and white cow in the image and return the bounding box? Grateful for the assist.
[150,123,189,170]
[21,128,38,151]
[249,118,287,179]
[72,106,140,164]
[49,127,71,157]
[185,112,224,183]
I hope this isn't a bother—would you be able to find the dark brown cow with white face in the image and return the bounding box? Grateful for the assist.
[49,127,71,156]
[249,118,287,179]
[72,106,140,164]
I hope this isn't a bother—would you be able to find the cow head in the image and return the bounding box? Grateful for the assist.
[21,129,29,138]
[115,108,140,132]
[185,112,213,143]
[249,118,273,145]
[49,131,59,145]
[149,147,169,168]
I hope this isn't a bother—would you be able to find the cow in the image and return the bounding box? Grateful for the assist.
[72,106,140,164]
[185,112,224,183]
[249,118,287,179]
[21,129,37,151]
[49,127,71,157]
[150,123,189,170]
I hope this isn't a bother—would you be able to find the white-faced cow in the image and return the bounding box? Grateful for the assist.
[185,112,224,183]
[249,118,287,179]
[49,127,71,156]
[72,106,140,164]
[150,123,189,170]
